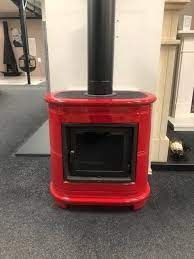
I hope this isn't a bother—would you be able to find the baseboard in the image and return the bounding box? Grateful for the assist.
[151,162,194,171]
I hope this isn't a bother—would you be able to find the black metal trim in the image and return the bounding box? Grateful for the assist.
[18,0,31,84]
[55,91,147,99]
[151,162,194,172]
[0,16,42,20]
[61,123,138,183]
[66,176,133,183]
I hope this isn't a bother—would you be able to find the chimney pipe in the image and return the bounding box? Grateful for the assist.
[88,0,116,95]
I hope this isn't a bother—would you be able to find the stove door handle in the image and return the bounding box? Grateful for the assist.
[69,150,75,164]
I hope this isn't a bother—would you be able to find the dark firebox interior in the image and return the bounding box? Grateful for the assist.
[62,125,138,181]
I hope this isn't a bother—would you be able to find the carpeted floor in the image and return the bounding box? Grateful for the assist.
[0,85,193,258]
[0,157,193,258]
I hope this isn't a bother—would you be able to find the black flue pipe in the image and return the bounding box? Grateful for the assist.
[88,0,116,95]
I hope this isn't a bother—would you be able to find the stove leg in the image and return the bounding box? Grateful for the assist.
[132,200,147,211]
[55,200,68,209]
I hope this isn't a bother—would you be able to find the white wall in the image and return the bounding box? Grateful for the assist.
[0,0,17,13]
[44,0,164,93]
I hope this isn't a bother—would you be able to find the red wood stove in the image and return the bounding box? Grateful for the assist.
[45,0,156,210]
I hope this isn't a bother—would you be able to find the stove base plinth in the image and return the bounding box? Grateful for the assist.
[50,182,150,209]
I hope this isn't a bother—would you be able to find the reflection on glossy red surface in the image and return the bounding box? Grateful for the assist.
[45,91,156,210]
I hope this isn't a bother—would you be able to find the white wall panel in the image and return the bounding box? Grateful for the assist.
[44,0,164,92]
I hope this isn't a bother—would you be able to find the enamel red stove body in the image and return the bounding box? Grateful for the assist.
[45,0,156,210]
[45,91,156,210]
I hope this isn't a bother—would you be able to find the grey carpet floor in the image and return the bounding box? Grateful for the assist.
[0,85,193,258]
[0,157,193,258]
[0,85,47,157]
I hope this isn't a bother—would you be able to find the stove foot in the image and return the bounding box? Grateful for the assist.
[132,200,147,211]
[55,200,68,209]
